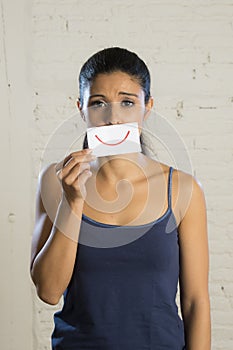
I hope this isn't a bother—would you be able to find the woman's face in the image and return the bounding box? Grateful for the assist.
[77,71,153,133]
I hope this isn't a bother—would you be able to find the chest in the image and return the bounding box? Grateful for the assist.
[83,174,180,227]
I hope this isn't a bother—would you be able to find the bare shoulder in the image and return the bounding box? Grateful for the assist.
[37,162,62,221]
[146,158,206,228]
[171,167,207,230]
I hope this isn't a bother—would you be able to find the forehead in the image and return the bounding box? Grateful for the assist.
[87,71,144,96]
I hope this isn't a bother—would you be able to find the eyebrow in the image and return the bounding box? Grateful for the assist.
[89,91,140,99]
[119,91,139,98]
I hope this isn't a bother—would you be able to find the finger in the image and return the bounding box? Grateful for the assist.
[55,149,90,172]
[62,162,91,185]
[63,149,94,168]
[58,154,95,181]
[55,149,93,172]
[72,169,92,190]
[56,153,95,180]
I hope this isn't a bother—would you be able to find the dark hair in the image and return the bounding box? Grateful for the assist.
[78,47,151,154]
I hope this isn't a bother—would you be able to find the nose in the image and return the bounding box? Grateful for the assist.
[106,103,122,125]
[107,120,121,125]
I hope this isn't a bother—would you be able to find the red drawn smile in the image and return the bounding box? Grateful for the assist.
[95,130,130,146]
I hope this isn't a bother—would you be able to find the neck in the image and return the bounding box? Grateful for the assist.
[91,152,148,185]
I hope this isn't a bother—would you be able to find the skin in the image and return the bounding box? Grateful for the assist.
[30,71,211,350]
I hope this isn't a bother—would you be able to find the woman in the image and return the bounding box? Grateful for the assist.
[30,47,211,349]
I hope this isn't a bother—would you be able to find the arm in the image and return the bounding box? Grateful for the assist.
[178,174,211,350]
[30,164,84,305]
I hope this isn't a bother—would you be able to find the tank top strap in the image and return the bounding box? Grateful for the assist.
[168,166,174,210]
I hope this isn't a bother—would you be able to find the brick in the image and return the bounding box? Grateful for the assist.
[27,1,233,349]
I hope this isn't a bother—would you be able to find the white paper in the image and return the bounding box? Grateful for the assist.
[87,122,142,157]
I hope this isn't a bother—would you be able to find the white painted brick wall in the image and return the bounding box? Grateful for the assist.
[1,1,33,349]
[29,0,233,349]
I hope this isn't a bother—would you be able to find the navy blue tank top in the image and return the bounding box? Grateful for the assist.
[52,166,186,349]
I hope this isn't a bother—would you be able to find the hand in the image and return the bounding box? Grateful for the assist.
[55,149,96,207]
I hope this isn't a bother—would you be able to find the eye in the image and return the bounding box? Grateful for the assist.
[90,100,107,108]
[121,100,134,107]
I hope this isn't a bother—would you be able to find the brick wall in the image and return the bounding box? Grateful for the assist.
[0,1,33,349]
[3,0,233,349]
